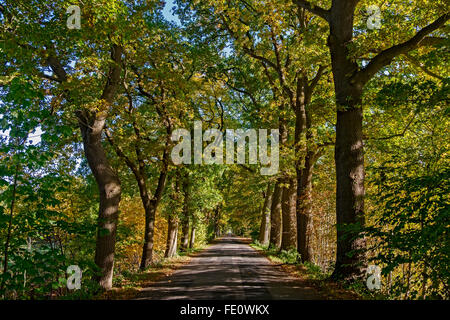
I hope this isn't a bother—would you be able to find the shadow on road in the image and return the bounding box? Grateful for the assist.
[137,237,323,300]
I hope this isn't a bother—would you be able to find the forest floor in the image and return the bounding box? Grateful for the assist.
[98,245,207,300]
[249,242,362,300]
[102,236,361,300]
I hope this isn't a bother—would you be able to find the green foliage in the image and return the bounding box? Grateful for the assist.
[368,168,449,299]
[278,249,302,265]
[365,78,449,299]
[252,241,301,265]
[0,0,448,300]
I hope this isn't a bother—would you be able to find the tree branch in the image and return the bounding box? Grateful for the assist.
[353,13,449,86]
[39,72,62,83]
[365,114,416,141]
[101,44,123,104]
[105,128,139,176]
[403,53,444,80]
[46,56,68,83]
[292,0,330,22]
[308,65,327,92]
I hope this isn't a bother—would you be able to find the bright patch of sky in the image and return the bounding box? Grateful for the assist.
[162,0,181,25]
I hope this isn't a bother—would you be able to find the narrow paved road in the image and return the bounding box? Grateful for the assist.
[137,236,323,300]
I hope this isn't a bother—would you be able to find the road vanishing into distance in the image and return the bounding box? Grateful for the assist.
[137,236,323,300]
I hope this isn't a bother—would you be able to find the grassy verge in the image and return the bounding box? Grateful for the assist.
[97,245,208,300]
[250,241,374,300]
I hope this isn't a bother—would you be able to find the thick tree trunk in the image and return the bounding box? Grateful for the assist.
[281,176,297,250]
[332,106,366,279]
[181,217,190,250]
[165,173,181,258]
[76,45,123,290]
[78,114,121,290]
[140,166,168,269]
[180,176,190,251]
[269,180,282,249]
[297,152,315,262]
[277,109,297,250]
[189,225,196,249]
[328,2,366,279]
[259,183,273,245]
[294,91,317,262]
[214,206,221,238]
[165,213,178,258]
[140,200,157,269]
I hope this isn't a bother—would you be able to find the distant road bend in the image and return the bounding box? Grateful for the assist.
[137,236,323,300]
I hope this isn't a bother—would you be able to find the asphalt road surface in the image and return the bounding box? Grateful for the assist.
[137,236,323,300]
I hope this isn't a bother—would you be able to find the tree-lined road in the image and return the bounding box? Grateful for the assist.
[137,237,322,300]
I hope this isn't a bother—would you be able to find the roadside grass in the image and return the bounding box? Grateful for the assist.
[250,241,382,300]
[97,245,208,300]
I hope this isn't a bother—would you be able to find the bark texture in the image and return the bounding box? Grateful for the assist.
[269,180,283,249]
[297,152,315,262]
[189,225,196,249]
[293,78,322,262]
[180,175,190,251]
[165,213,179,258]
[78,45,123,289]
[139,163,168,269]
[165,175,181,258]
[281,176,298,250]
[259,183,273,245]
[278,108,297,250]
[328,0,366,279]
[79,112,122,289]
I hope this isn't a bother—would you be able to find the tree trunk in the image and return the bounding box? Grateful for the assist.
[140,166,168,269]
[180,175,190,251]
[294,0,448,282]
[328,3,366,279]
[78,114,122,290]
[259,183,273,245]
[297,152,315,262]
[269,180,283,249]
[181,217,190,250]
[281,176,297,250]
[165,173,181,258]
[106,116,170,270]
[214,206,221,238]
[189,225,196,249]
[331,79,366,281]
[45,44,124,290]
[279,109,297,251]
[77,44,123,290]
[165,213,178,258]
[294,92,318,262]
[139,200,157,269]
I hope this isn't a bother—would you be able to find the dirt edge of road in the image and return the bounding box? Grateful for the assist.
[249,242,362,300]
[97,244,211,300]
